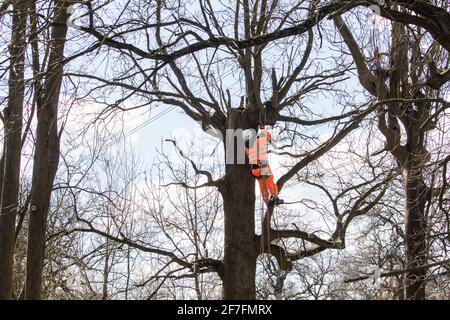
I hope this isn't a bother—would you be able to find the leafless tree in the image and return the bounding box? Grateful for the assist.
[333,2,449,298]
[0,0,27,300]
[25,0,72,299]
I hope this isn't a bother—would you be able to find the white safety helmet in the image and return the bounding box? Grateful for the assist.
[242,129,255,142]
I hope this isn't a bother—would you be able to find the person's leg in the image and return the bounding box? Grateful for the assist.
[265,174,279,199]
[252,167,269,204]
[257,178,270,204]
[262,165,284,207]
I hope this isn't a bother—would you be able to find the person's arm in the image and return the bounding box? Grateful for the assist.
[264,129,272,144]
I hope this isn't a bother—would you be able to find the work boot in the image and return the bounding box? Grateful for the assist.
[268,197,284,207]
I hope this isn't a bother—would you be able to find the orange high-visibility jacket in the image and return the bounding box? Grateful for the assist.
[247,129,271,164]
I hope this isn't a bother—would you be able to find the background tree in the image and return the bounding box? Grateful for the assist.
[0,0,27,299]
[333,1,449,299]
[25,0,72,299]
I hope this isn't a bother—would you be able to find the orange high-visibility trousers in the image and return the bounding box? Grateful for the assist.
[251,165,278,204]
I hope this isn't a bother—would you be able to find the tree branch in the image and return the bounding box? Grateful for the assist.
[344,258,450,284]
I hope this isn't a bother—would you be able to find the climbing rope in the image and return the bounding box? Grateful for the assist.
[260,189,264,259]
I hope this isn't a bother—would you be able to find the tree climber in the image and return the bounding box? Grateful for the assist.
[244,124,284,208]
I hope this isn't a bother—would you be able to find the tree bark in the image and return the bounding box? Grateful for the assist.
[0,0,27,300]
[403,161,428,300]
[221,110,258,299]
[25,0,69,300]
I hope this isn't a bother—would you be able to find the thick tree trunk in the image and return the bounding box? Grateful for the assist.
[403,164,428,300]
[0,0,27,300]
[222,163,257,299]
[25,1,69,300]
[221,110,258,299]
